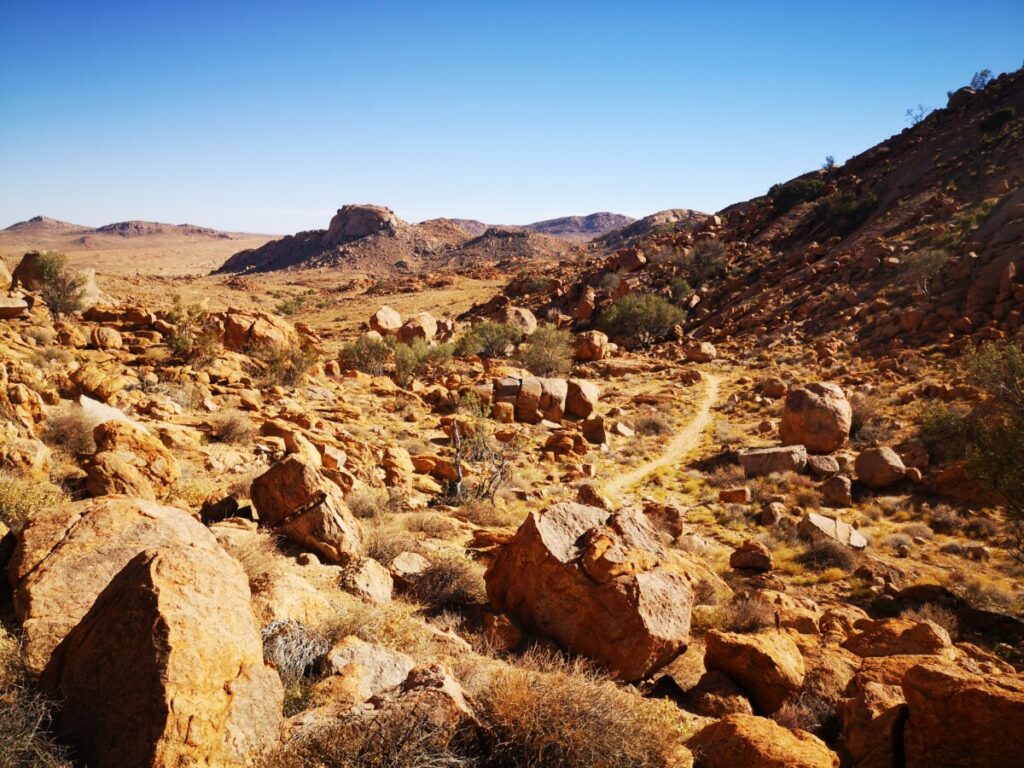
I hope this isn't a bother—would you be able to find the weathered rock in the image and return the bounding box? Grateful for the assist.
[85,419,180,499]
[842,619,952,658]
[0,436,52,480]
[678,670,755,718]
[485,503,695,680]
[250,455,363,565]
[683,340,717,363]
[738,445,808,477]
[855,447,907,489]
[319,636,415,700]
[0,297,29,319]
[499,306,538,335]
[730,540,773,572]
[779,383,852,454]
[687,713,839,768]
[397,312,438,343]
[806,454,840,477]
[566,378,600,419]
[369,305,402,335]
[221,309,296,353]
[902,661,1024,768]
[324,204,402,244]
[821,475,853,507]
[720,486,752,504]
[703,630,805,714]
[798,512,868,549]
[90,326,122,350]
[339,557,394,603]
[41,545,283,768]
[574,330,608,361]
[8,497,220,673]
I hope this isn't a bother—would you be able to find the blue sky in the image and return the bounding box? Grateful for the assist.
[1,1,1021,233]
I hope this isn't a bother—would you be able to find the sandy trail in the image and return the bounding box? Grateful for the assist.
[604,373,721,499]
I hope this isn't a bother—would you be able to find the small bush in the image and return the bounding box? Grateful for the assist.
[346,488,386,520]
[164,295,222,367]
[454,322,523,359]
[275,296,305,316]
[964,516,999,540]
[902,249,948,293]
[633,413,673,436]
[209,410,255,444]
[796,538,859,572]
[772,691,835,736]
[882,533,913,550]
[35,251,86,319]
[900,604,959,639]
[393,339,453,388]
[768,178,826,214]
[339,334,391,377]
[597,294,685,348]
[261,621,330,716]
[815,191,878,236]
[668,277,692,307]
[980,107,1016,133]
[43,405,97,456]
[902,522,934,540]
[516,325,572,377]
[254,342,320,387]
[929,505,963,533]
[407,556,485,612]
[687,239,728,288]
[695,597,775,634]
[0,473,67,533]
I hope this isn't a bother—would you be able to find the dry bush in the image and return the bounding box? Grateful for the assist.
[0,629,71,767]
[347,487,386,520]
[459,500,521,529]
[795,538,859,573]
[515,325,572,377]
[261,621,330,716]
[962,577,1017,612]
[693,597,775,634]
[929,505,963,533]
[407,556,486,613]
[882,533,913,550]
[849,394,890,446]
[474,662,689,767]
[169,468,219,508]
[209,410,255,444]
[963,516,999,540]
[0,472,68,533]
[253,341,320,388]
[772,691,835,736]
[403,512,461,538]
[362,521,424,564]
[633,413,672,437]
[900,604,959,639]
[229,530,286,584]
[156,380,206,411]
[43,405,97,456]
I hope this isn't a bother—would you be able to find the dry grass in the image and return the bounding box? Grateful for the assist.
[772,691,836,737]
[347,487,387,520]
[900,604,959,639]
[208,409,256,444]
[42,405,97,456]
[459,500,522,529]
[261,620,330,716]
[633,413,673,437]
[693,597,775,634]
[227,529,287,584]
[0,472,68,533]
[406,556,486,613]
[795,538,859,573]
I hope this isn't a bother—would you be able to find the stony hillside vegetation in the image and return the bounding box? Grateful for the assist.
[2,67,1024,768]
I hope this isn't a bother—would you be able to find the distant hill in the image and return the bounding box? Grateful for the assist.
[526,212,635,240]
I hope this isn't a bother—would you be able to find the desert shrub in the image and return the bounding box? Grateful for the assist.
[633,413,672,436]
[902,522,934,540]
[393,339,453,388]
[254,341,320,387]
[0,472,67,534]
[454,322,522,359]
[208,410,255,444]
[929,505,963,533]
[597,294,685,348]
[796,538,859,572]
[687,239,728,288]
[772,691,835,736]
[227,530,285,584]
[815,191,878,236]
[275,295,305,316]
[339,334,391,376]
[964,516,999,540]
[35,251,86,319]
[900,604,959,638]
[406,556,485,612]
[261,621,330,716]
[475,662,686,768]
[516,325,572,377]
[362,524,422,564]
[668,277,692,307]
[694,597,775,634]
[459,499,521,528]
[980,107,1016,133]
[902,249,948,293]
[402,512,461,538]
[346,487,386,520]
[970,69,993,90]
[768,178,826,214]
[599,271,624,292]
[921,342,1024,557]
[0,629,71,767]
[882,533,913,550]
[169,470,219,507]
[43,405,97,456]
[164,295,222,367]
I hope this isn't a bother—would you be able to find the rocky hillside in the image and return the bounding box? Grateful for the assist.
[216,205,579,276]
[526,211,636,240]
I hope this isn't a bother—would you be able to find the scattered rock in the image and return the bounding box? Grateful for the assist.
[730,540,773,572]
[738,446,808,477]
[687,713,839,768]
[703,630,806,714]
[855,447,907,489]
[779,383,852,454]
[798,512,868,550]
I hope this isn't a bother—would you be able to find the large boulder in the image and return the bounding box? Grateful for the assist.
[250,455,363,565]
[566,378,600,419]
[220,309,296,353]
[779,383,852,454]
[855,447,907,489]
[8,497,221,673]
[485,503,700,681]
[10,252,109,309]
[369,305,402,335]
[798,512,868,549]
[738,445,808,477]
[498,306,538,336]
[902,661,1024,768]
[397,312,438,343]
[85,420,180,499]
[0,297,29,319]
[703,630,806,714]
[42,545,283,768]
[323,204,402,245]
[687,713,839,768]
[842,618,952,658]
[574,330,608,361]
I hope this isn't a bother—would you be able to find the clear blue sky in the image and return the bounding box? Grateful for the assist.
[1,1,1021,233]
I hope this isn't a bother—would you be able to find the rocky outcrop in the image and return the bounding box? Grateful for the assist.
[369,305,402,335]
[738,445,808,476]
[842,618,953,658]
[8,497,222,673]
[485,503,699,680]
[324,204,404,245]
[250,455,363,564]
[687,713,839,768]
[779,383,852,454]
[84,420,180,499]
[703,630,806,714]
[42,545,283,767]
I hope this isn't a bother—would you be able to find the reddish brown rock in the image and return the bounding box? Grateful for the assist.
[703,630,805,714]
[730,540,773,572]
[574,330,608,361]
[779,382,852,454]
[687,713,839,768]
[42,545,283,768]
[855,447,907,489]
[85,420,180,499]
[842,618,952,658]
[566,378,600,419]
[369,305,402,335]
[397,312,438,343]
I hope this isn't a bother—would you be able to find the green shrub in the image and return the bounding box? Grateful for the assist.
[902,249,948,293]
[815,191,878,236]
[516,324,572,377]
[454,322,522,358]
[687,239,728,288]
[339,334,391,376]
[275,296,305,316]
[393,339,453,388]
[253,341,320,387]
[597,294,685,348]
[164,295,222,367]
[35,251,86,319]
[669,278,692,307]
[768,178,826,214]
[980,107,1016,133]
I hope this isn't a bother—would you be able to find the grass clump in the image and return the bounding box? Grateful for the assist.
[164,295,222,367]
[208,410,255,444]
[393,339,453,388]
[795,538,859,573]
[0,472,67,533]
[253,341,320,387]
[340,334,391,376]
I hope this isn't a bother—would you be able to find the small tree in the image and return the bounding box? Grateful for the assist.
[902,249,948,294]
[922,341,1024,559]
[454,322,522,358]
[35,251,85,318]
[339,334,391,376]
[905,104,928,126]
[970,69,993,90]
[164,295,221,367]
[598,293,685,348]
[822,155,836,170]
[688,239,728,287]
[516,324,572,377]
[767,178,826,214]
[392,339,453,388]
